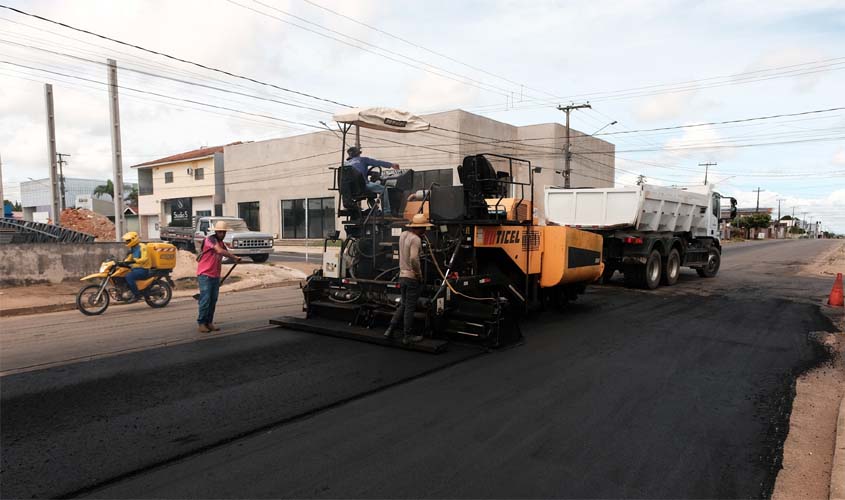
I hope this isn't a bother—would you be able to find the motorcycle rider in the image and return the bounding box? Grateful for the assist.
[121,231,151,303]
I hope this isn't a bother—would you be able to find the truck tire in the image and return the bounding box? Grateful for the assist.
[696,248,720,278]
[251,254,269,263]
[624,250,662,290]
[661,249,681,286]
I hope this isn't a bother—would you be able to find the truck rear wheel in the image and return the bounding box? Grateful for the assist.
[696,248,720,278]
[661,249,681,286]
[624,249,662,290]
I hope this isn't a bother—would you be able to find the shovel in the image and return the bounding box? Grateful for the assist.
[192,263,238,300]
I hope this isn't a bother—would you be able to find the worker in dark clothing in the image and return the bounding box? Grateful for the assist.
[384,213,433,344]
[345,146,400,216]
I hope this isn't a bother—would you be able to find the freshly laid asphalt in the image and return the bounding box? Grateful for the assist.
[1,239,840,499]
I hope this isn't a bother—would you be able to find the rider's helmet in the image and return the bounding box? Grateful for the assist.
[122,231,140,248]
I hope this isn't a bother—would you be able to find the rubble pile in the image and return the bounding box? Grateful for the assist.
[59,208,115,240]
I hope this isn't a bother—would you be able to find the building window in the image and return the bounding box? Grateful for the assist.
[214,204,223,216]
[196,210,211,217]
[238,201,260,231]
[413,168,453,191]
[281,197,334,239]
[138,168,153,195]
[164,171,173,184]
[281,199,305,239]
[194,168,204,180]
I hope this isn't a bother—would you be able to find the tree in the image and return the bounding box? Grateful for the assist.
[4,199,20,210]
[780,215,793,221]
[92,180,114,200]
[735,213,771,238]
[125,186,138,206]
[789,226,805,235]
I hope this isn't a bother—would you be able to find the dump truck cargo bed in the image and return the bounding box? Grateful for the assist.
[544,184,713,235]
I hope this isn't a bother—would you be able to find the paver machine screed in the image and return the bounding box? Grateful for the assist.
[272,108,605,352]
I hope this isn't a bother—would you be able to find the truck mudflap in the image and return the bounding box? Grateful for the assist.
[622,255,649,265]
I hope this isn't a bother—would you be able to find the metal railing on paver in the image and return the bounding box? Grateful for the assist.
[0,218,95,243]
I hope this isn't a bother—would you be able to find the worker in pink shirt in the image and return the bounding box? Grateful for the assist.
[196,220,241,333]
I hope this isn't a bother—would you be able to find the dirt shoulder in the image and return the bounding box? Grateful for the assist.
[800,240,845,278]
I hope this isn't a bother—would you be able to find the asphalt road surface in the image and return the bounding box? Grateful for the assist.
[1,239,839,499]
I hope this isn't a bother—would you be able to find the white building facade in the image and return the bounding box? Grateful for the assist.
[223,109,615,241]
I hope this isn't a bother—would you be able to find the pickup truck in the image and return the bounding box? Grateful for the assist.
[160,216,275,262]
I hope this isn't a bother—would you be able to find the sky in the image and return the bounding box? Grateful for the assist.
[1,0,843,232]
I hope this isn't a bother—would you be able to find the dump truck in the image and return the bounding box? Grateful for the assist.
[272,108,604,352]
[545,183,737,289]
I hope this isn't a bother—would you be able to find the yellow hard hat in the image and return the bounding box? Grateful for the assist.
[406,213,434,228]
[212,220,230,232]
[122,231,140,247]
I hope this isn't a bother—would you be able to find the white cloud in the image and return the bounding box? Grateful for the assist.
[833,148,845,166]
[634,91,698,122]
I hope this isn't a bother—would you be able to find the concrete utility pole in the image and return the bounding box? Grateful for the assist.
[56,153,70,210]
[557,102,591,188]
[699,162,717,185]
[0,152,4,210]
[754,187,764,214]
[107,59,126,240]
[45,84,61,225]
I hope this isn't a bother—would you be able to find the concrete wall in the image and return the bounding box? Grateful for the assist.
[223,109,616,238]
[0,242,127,286]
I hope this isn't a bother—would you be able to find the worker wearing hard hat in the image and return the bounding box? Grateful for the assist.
[384,213,433,344]
[196,220,242,333]
[121,231,151,303]
[345,146,400,216]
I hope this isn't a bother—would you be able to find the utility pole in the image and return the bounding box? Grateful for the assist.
[754,187,764,214]
[0,152,4,212]
[45,83,61,225]
[775,198,786,239]
[107,59,126,240]
[802,212,808,232]
[699,162,717,185]
[56,153,70,210]
[636,174,646,186]
[557,102,591,188]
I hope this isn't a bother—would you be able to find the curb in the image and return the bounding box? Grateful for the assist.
[0,280,303,319]
[831,396,845,500]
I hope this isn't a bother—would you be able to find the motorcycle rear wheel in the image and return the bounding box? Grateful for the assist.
[77,284,110,315]
[144,280,172,308]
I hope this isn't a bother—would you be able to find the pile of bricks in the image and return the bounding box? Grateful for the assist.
[60,208,116,241]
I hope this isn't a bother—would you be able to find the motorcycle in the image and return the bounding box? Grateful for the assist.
[76,259,174,315]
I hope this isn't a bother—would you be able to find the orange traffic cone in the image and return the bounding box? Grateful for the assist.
[829,273,844,307]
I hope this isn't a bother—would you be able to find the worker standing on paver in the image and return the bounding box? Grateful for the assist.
[196,221,241,333]
[384,214,433,344]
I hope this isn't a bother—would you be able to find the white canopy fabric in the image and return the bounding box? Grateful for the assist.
[332,107,430,133]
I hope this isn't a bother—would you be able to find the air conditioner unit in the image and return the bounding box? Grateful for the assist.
[186,168,193,175]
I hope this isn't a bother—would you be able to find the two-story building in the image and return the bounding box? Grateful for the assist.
[133,143,240,239]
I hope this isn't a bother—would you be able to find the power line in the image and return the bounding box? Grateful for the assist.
[0,3,353,108]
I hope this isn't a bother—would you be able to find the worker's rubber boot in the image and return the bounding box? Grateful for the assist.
[403,334,424,344]
[207,323,220,331]
[197,324,211,333]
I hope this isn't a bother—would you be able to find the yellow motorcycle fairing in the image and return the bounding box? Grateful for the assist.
[80,272,108,281]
